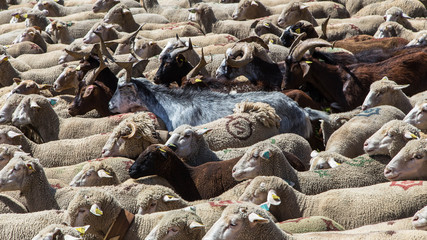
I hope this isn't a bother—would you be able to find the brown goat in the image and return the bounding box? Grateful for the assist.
[68,81,113,117]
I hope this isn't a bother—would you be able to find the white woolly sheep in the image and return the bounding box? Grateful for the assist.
[309,151,348,170]
[238,175,427,229]
[67,189,205,239]
[232,141,393,195]
[385,7,427,32]
[31,224,87,240]
[354,0,427,18]
[384,139,427,181]
[374,21,427,42]
[0,144,26,170]
[319,108,363,146]
[407,31,427,46]
[361,78,413,114]
[404,100,427,132]
[325,105,405,158]
[276,216,345,233]
[69,161,121,187]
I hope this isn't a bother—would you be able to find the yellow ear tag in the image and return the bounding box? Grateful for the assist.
[14,15,19,19]
[4,45,10,48]
[75,65,81,70]
[75,225,90,235]
[305,61,312,64]
[23,14,27,18]
[195,79,203,83]
[90,204,103,216]
[411,133,418,139]
[272,193,280,201]
[263,22,270,27]
[166,195,174,199]
[27,164,33,170]
[159,148,167,153]
[3,56,9,62]
[295,28,301,34]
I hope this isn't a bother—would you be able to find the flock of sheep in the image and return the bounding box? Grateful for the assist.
[0,0,425,238]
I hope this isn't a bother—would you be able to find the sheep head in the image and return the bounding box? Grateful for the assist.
[0,154,39,192]
[69,161,119,187]
[232,0,263,21]
[413,206,427,230]
[384,7,411,22]
[103,4,131,25]
[363,120,420,157]
[53,65,80,92]
[93,0,121,13]
[32,224,87,240]
[128,144,174,179]
[277,2,311,28]
[145,209,205,240]
[0,94,26,124]
[165,124,211,159]
[11,78,52,95]
[137,185,185,215]
[404,100,427,130]
[280,20,315,47]
[384,139,427,181]
[361,77,409,110]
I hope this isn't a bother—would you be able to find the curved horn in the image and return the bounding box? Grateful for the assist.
[320,15,330,40]
[169,38,193,59]
[122,122,137,139]
[226,43,254,68]
[288,32,307,58]
[186,48,207,80]
[291,38,332,62]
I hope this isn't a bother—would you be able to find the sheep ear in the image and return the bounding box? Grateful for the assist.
[404,131,419,140]
[37,84,52,90]
[299,4,308,9]
[162,195,180,202]
[26,162,36,174]
[262,151,270,159]
[122,8,131,14]
[105,24,114,29]
[267,190,281,206]
[310,150,319,158]
[42,9,49,16]
[189,221,205,229]
[64,235,82,240]
[30,100,41,109]
[184,206,196,212]
[195,128,212,136]
[393,84,409,90]
[251,0,258,6]
[12,78,21,84]
[97,169,113,178]
[248,213,269,224]
[73,225,90,236]
[328,158,341,168]
[90,204,103,216]
[7,130,23,138]
[402,13,411,19]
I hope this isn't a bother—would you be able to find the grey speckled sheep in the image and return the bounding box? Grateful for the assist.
[232,141,391,195]
[239,176,427,229]
[325,105,405,158]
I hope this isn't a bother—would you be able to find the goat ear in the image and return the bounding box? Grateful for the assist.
[97,169,113,178]
[195,128,212,136]
[299,61,310,78]
[251,0,258,6]
[83,85,95,98]
[393,84,409,90]
[176,54,186,67]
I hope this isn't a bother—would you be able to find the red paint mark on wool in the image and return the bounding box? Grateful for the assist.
[280,217,309,223]
[390,181,423,190]
[109,113,130,121]
[147,112,157,120]
[225,35,236,42]
[88,157,107,162]
[208,200,243,207]
[321,218,341,231]
[124,160,134,170]
[51,183,62,189]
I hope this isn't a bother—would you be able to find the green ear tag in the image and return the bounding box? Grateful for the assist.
[50,99,57,106]
[263,151,270,159]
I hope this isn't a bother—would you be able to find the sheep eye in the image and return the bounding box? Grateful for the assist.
[415,154,423,159]
[387,132,393,137]
[150,202,156,207]
[230,221,237,227]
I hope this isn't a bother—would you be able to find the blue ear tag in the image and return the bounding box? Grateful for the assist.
[50,99,57,106]
[262,151,270,159]
[260,203,269,211]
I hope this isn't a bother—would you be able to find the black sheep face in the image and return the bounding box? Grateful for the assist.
[129,145,169,179]
[154,54,192,87]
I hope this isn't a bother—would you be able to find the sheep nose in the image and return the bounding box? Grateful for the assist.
[364,141,368,147]
[232,167,236,173]
[361,105,368,110]
[384,167,392,175]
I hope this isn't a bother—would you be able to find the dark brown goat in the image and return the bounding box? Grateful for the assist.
[68,81,113,117]
[129,144,241,201]
[283,39,427,111]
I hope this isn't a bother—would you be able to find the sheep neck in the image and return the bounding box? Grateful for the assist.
[14,134,37,154]
[187,140,221,166]
[270,184,307,221]
[390,91,413,114]
[32,33,48,52]
[0,60,20,87]
[21,169,59,212]
[57,28,75,44]
[29,101,61,141]
[120,14,140,33]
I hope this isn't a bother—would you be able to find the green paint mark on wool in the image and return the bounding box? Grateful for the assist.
[314,170,330,178]
[223,149,232,154]
[344,156,374,167]
[271,138,276,144]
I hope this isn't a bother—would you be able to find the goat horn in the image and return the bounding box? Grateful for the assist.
[186,48,207,80]
[169,38,193,59]
[226,43,254,68]
[122,122,137,139]
[93,31,115,63]
[290,38,333,62]
[320,15,330,40]
[115,61,133,83]
[288,32,307,58]
[238,36,269,51]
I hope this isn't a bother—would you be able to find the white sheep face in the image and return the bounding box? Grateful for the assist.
[384,140,427,181]
[232,148,264,181]
[11,98,37,127]
[0,157,34,191]
[165,126,210,159]
[309,155,340,170]
[74,207,90,227]
[138,199,158,215]
[203,214,243,240]
[82,23,112,44]
[0,95,25,124]
[363,128,394,156]
[54,67,79,92]
[102,132,125,157]
[404,103,427,130]
[413,205,427,230]
[238,187,268,205]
